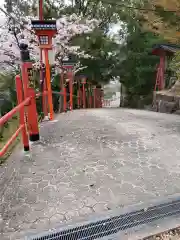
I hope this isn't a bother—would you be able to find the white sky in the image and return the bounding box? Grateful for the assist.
[0,0,4,7]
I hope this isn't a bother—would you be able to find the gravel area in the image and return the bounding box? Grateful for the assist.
[145,228,180,240]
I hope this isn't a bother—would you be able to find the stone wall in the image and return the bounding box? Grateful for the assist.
[152,80,180,114]
[153,91,180,114]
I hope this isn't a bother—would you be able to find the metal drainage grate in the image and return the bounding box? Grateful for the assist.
[30,199,180,240]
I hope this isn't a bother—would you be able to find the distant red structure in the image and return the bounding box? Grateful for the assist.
[152,44,180,91]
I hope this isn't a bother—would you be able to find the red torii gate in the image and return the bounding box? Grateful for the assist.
[152,44,180,91]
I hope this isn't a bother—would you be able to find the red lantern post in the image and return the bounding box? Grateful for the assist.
[61,67,74,111]
[62,57,75,111]
[31,20,57,120]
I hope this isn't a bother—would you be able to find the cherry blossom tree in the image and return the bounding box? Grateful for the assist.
[0,11,99,73]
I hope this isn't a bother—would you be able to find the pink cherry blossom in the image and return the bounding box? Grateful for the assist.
[0,12,99,73]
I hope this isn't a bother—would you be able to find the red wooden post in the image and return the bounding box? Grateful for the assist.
[63,83,67,112]
[152,48,166,92]
[77,80,80,109]
[77,80,80,108]
[89,83,92,108]
[98,90,100,107]
[42,72,48,118]
[39,0,43,20]
[88,85,90,108]
[59,71,64,113]
[77,90,80,108]
[67,71,73,110]
[160,53,165,90]
[98,89,101,107]
[44,49,54,120]
[97,88,100,108]
[82,83,86,108]
[80,88,82,108]
[60,71,63,92]
[21,63,39,141]
[70,81,72,110]
[86,85,89,108]
[82,77,86,109]
[38,0,47,118]
[15,75,29,151]
[100,89,102,108]
[99,89,101,107]
[101,89,104,108]
[85,87,87,108]
[27,88,39,141]
[154,64,159,91]
[96,88,99,108]
[20,44,39,142]
[93,87,96,108]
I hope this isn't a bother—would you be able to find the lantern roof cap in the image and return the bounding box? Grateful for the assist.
[31,20,56,31]
[31,19,56,24]
[151,43,180,56]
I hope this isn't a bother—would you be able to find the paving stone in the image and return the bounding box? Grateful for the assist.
[30,218,50,231]
[24,193,38,204]
[38,180,49,189]
[49,213,65,223]
[83,196,97,207]
[32,202,48,211]
[65,210,79,220]
[2,108,180,239]
[79,207,93,216]
[93,203,108,212]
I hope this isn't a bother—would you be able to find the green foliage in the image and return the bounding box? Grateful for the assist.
[71,29,119,83]
[0,72,18,157]
[116,13,163,107]
[170,51,180,81]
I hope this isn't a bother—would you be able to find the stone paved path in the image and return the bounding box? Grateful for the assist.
[1,108,180,239]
